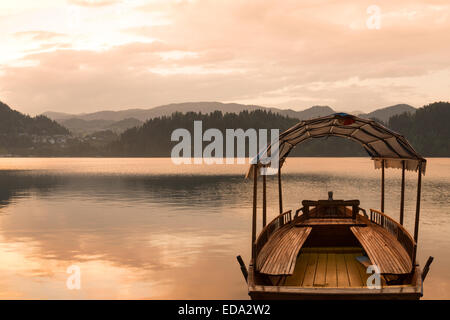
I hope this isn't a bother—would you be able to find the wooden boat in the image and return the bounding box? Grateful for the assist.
[237,113,433,300]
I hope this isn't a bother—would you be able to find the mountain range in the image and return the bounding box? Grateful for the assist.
[109,101,448,157]
[58,117,143,135]
[1,98,448,157]
[359,104,416,123]
[42,102,416,134]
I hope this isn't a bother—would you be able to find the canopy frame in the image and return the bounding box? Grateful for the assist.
[248,113,426,271]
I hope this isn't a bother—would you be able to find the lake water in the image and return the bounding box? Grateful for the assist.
[0,158,448,299]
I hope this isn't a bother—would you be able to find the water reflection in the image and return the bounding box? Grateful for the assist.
[0,158,448,299]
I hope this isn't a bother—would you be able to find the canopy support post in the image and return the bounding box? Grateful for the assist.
[278,167,283,214]
[262,172,267,228]
[412,165,422,267]
[400,160,406,225]
[381,160,385,213]
[251,165,257,261]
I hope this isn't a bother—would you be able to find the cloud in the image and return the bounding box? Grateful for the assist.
[67,0,120,7]
[13,31,66,41]
[1,0,449,114]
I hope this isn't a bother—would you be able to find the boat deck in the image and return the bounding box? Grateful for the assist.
[249,203,421,299]
[282,247,370,287]
[256,214,413,277]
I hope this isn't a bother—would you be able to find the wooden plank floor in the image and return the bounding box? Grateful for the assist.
[284,247,370,287]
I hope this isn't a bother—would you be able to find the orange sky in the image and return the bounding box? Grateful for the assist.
[0,0,449,115]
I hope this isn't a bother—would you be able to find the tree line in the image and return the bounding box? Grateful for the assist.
[1,100,449,157]
[108,102,449,157]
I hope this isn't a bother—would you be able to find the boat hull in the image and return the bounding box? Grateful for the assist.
[249,291,421,300]
[248,265,423,300]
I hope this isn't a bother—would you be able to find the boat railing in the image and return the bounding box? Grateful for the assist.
[254,210,292,259]
[369,209,416,260]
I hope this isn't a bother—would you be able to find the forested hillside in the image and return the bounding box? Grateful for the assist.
[1,100,448,157]
[109,110,299,156]
[108,110,367,157]
[0,101,70,154]
[388,102,450,157]
[0,101,68,135]
[109,102,450,157]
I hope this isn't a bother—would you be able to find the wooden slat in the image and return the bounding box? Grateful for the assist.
[283,228,310,275]
[284,252,309,286]
[345,253,364,287]
[302,253,318,287]
[285,229,305,273]
[270,227,301,275]
[257,226,312,275]
[325,253,337,287]
[297,252,310,286]
[354,253,388,287]
[256,225,289,270]
[360,226,410,273]
[284,247,397,289]
[313,253,327,286]
[336,253,350,287]
[269,228,297,275]
[256,227,284,268]
[350,225,412,274]
[354,253,370,287]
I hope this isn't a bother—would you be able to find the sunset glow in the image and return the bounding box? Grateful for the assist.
[0,0,448,114]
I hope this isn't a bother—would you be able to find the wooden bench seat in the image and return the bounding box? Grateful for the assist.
[350,225,412,274]
[256,225,312,275]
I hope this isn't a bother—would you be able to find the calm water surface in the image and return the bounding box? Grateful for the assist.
[0,158,448,299]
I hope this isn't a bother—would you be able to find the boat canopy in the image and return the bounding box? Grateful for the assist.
[248,113,426,175]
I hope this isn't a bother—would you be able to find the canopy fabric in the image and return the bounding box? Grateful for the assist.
[248,113,426,176]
